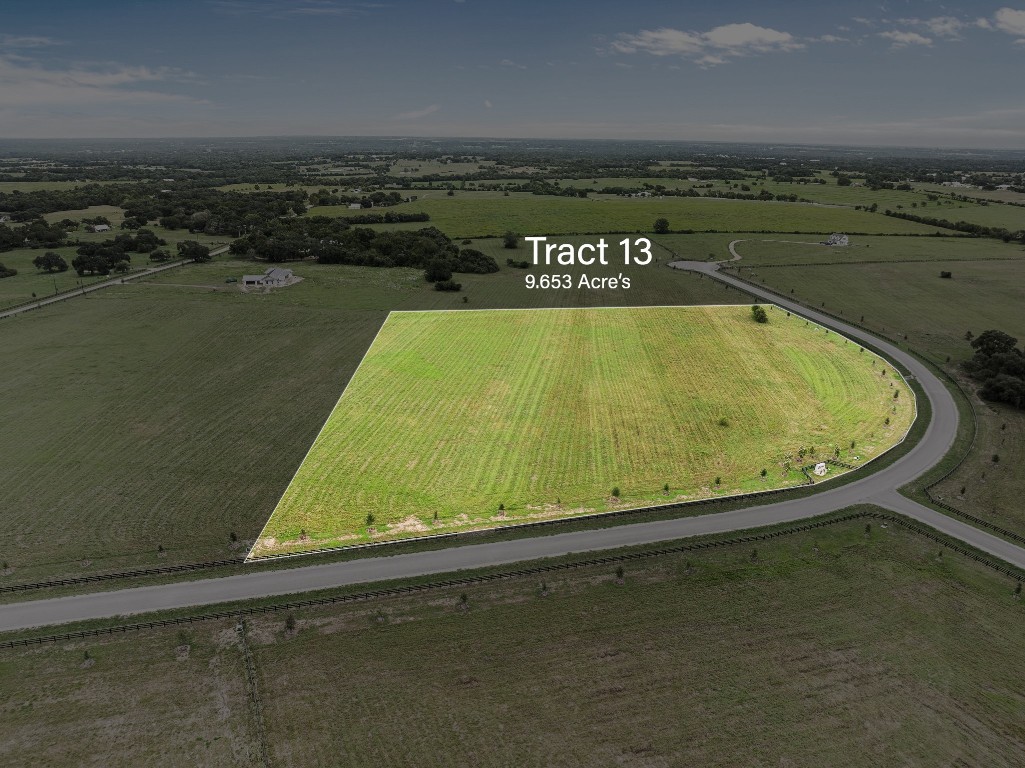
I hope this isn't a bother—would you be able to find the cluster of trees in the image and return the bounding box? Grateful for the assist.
[145,188,307,234]
[32,252,69,273]
[751,305,769,323]
[883,210,1025,243]
[229,216,498,275]
[307,190,406,207]
[335,211,430,225]
[0,220,69,252]
[70,230,168,275]
[421,246,499,290]
[0,183,136,219]
[964,330,1025,409]
[0,262,16,279]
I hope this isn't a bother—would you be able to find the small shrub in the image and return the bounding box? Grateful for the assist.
[615,565,624,580]
[993,454,1000,464]
[611,486,620,498]
[760,468,767,477]
[714,476,721,486]
[366,513,375,527]
[434,280,462,292]
[285,613,297,632]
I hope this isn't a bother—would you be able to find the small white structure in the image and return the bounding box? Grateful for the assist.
[91,224,111,233]
[242,267,294,288]
[813,462,828,477]
[348,203,362,210]
[825,233,849,247]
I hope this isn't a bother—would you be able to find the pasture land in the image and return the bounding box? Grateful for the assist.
[726,234,1025,267]
[388,158,497,176]
[0,258,736,583]
[749,260,1025,364]
[5,515,1025,766]
[253,306,913,557]
[913,182,1025,206]
[0,211,230,309]
[0,180,122,193]
[746,256,1025,536]
[308,192,945,238]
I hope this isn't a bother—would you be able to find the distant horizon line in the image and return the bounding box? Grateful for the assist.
[1,134,1023,154]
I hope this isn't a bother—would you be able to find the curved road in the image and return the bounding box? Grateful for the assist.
[2,256,1022,632]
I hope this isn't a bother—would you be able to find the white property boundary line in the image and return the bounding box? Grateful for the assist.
[246,303,917,563]
[245,314,395,561]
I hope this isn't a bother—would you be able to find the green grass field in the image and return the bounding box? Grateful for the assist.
[0,257,739,583]
[0,180,122,193]
[308,191,945,238]
[5,515,1025,766]
[0,205,230,308]
[740,252,1025,537]
[727,234,1025,267]
[253,306,913,557]
[748,259,1025,364]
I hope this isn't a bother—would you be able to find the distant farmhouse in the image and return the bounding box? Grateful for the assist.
[824,233,849,247]
[242,267,295,289]
[90,224,111,233]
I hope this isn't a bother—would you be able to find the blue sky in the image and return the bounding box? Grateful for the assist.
[2,1,1025,146]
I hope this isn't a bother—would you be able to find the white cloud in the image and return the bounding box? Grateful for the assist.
[992,7,1025,39]
[0,34,61,49]
[0,56,197,108]
[392,104,440,120]
[813,34,848,43]
[499,58,527,69]
[612,22,802,66]
[897,16,965,37]
[483,99,492,108]
[879,30,932,47]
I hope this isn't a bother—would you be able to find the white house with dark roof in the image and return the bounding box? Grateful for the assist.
[242,267,294,288]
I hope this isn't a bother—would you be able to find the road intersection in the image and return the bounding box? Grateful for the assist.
[2,256,1020,633]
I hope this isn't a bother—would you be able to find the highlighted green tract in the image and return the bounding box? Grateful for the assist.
[250,305,914,559]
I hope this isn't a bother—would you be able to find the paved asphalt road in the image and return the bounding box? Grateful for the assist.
[2,255,1020,632]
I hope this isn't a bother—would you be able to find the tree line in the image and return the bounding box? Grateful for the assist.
[964,330,1025,409]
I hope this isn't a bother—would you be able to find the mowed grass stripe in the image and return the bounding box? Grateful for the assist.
[253,306,913,557]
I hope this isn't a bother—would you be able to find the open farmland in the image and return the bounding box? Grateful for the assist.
[720,234,1025,267]
[0,258,737,583]
[745,258,1025,365]
[253,306,913,557]
[6,515,1025,766]
[308,192,946,238]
